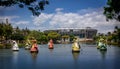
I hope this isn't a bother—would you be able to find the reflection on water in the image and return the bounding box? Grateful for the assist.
[31,52,38,60]
[12,51,19,62]
[49,49,54,53]
[99,50,107,60]
[0,44,120,69]
[72,52,80,61]
[12,51,19,69]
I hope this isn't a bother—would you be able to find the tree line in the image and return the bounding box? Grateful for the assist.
[0,22,61,44]
[0,22,73,48]
[0,22,120,48]
[94,26,120,46]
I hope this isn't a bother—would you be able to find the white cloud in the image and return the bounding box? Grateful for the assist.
[0,16,31,29]
[0,16,28,27]
[1,8,119,34]
[32,8,120,33]
[55,8,64,12]
[32,13,53,26]
[15,21,29,25]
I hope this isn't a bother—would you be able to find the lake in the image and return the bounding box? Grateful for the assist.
[0,43,120,69]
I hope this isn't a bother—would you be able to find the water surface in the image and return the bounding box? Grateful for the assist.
[0,43,120,69]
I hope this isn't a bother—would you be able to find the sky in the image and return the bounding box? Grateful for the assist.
[0,0,120,34]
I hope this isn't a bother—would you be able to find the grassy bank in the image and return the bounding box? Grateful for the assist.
[0,43,25,49]
[0,43,11,49]
[107,42,120,47]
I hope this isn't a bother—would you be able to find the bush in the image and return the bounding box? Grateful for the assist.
[5,43,12,49]
[0,43,12,49]
[18,43,25,48]
[0,44,4,49]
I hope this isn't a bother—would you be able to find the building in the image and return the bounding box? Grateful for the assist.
[44,27,97,42]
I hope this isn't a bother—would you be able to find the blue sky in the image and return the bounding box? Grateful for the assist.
[0,0,120,33]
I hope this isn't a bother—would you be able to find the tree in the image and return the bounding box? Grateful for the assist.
[27,30,48,43]
[0,22,13,40]
[39,34,48,44]
[0,0,49,16]
[4,24,13,40]
[104,0,120,21]
[47,32,61,43]
[11,33,25,41]
[69,34,75,42]
[113,26,120,43]
[0,23,4,37]
[117,29,120,44]
[107,32,111,36]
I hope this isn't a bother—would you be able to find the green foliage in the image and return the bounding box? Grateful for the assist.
[118,29,120,41]
[0,0,49,16]
[104,0,120,21]
[0,23,13,40]
[27,30,48,44]
[0,44,4,49]
[39,35,48,44]
[96,26,120,46]
[11,33,25,40]
[93,36,99,41]
[4,43,12,49]
[0,22,62,44]
[4,24,13,39]
[107,35,112,41]
[18,43,25,48]
[47,31,61,40]
[69,34,75,41]
[0,43,11,49]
